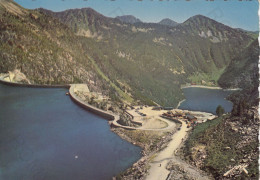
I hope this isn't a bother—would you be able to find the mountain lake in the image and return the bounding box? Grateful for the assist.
[178,87,236,115]
[0,84,141,180]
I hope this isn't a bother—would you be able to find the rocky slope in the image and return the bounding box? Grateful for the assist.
[0,0,89,84]
[0,69,31,83]
[184,108,259,179]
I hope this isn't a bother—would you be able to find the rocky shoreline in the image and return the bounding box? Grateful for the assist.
[111,125,180,180]
[181,85,222,89]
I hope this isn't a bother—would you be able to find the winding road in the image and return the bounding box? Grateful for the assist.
[145,120,211,180]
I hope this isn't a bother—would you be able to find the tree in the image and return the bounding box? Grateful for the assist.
[89,96,95,105]
[216,105,225,117]
[238,99,248,117]
[232,99,248,117]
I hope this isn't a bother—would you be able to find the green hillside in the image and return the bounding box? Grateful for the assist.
[0,0,257,106]
[218,39,259,90]
[184,37,259,180]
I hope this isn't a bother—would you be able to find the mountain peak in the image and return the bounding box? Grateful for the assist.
[182,14,233,33]
[158,18,178,27]
[116,15,142,24]
[58,7,104,17]
[190,14,208,19]
[183,14,217,25]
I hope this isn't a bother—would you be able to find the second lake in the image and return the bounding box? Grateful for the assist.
[178,87,235,115]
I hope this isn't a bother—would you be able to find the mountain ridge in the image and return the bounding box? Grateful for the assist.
[0,1,257,106]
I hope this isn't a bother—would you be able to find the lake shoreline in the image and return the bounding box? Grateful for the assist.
[182,85,221,89]
[181,85,241,91]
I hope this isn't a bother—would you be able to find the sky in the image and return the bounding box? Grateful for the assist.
[14,0,259,31]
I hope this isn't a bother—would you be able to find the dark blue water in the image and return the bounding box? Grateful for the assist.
[0,84,141,180]
[178,87,235,115]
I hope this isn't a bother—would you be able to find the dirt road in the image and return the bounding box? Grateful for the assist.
[145,120,211,180]
[145,121,188,180]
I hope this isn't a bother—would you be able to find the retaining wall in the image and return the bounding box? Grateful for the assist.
[110,121,137,130]
[124,111,143,126]
[69,85,116,121]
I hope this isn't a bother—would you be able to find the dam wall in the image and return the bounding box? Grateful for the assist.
[69,85,116,121]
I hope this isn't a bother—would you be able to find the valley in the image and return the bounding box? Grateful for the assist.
[0,0,258,180]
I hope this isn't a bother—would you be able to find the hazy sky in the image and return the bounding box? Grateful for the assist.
[14,0,259,31]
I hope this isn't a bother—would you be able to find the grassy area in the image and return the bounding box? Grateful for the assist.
[185,116,225,151]
[188,67,226,86]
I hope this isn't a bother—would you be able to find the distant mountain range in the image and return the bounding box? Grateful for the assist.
[116,16,179,27]
[116,15,142,24]
[0,0,257,106]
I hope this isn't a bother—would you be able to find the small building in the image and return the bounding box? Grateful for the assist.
[186,115,197,122]
[185,114,198,127]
